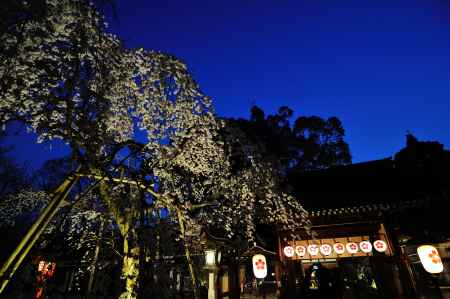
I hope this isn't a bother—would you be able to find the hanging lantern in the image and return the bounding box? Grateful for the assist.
[359,241,373,253]
[307,244,319,256]
[295,245,306,257]
[283,246,294,257]
[319,244,332,256]
[252,254,268,278]
[373,240,387,253]
[346,242,359,254]
[333,243,345,255]
[417,245,444,274]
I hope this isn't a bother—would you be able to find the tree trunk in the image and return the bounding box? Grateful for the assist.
[98,179,141,299]
[120,227,140,299]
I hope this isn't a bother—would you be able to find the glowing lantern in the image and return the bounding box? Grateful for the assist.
[38,261,45,272]
[295,245,306,257]
[283,246,294,257]
[359,241,373,253]
[252,254,268,278]
[36,261,56,299]
[417,245,444,274]
[205,249,217,266]
[307,244,319,256]
[346,242,359,254]
[319,244,332,256]
[373,240,387,253]
[37,261,56,276]
[333,243,345,255]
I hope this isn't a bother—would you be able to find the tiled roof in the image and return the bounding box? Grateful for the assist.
[309,198,427,218]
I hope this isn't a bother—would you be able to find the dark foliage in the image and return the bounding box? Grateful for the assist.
[228,105,351,174]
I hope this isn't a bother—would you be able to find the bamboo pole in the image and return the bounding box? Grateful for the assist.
[0,172,79,294]
[74,174,154,190]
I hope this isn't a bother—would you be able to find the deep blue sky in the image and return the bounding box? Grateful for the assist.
[4,0,450,170]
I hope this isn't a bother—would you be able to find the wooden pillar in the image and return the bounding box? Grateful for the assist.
[371,254,397,299]
[274,260,282,294]
[395,246,420,299]
[286,259,296,299]
[383,223,418,299]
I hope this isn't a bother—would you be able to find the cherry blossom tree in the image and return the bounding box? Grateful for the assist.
[0,0,215,296]
[1,1,310,298]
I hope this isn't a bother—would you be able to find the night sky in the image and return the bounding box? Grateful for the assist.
[4,0,450,170]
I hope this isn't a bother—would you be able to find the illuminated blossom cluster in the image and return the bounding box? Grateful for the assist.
[202,128,310,242]
[155,120,311,243]
[62,207,115,286]
[0,190,49,227]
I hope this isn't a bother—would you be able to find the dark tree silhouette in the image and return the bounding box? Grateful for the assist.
[293,114,351,171]
[229,105,351,174]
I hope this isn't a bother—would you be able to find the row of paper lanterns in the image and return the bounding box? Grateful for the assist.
[283,240,388,257]
[258,244,443,278]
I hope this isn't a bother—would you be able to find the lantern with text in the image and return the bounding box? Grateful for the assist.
[373,240,387,253]
[295,245,306,257]
[417,245,444,274]
[320,244,332,256]
[307,244,319,256]
[334,243,345,255]
[252,254,268,278]
[346,242,359,254]
[283,246,294,258]
[359,241,373,253]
